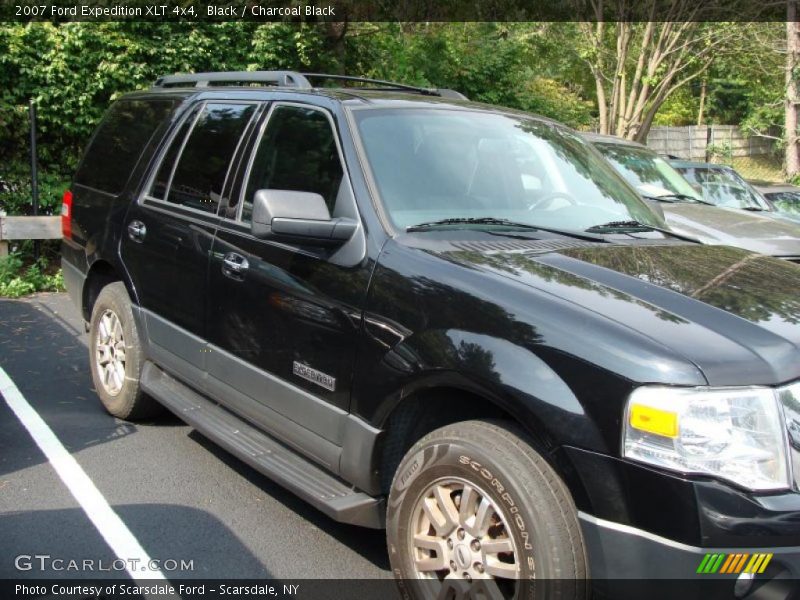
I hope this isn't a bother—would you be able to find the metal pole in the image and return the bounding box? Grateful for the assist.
[29,99,39,262]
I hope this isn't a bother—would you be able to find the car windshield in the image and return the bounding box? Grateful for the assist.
[352,108,662,231]
[673,165,769,210]
[593,143,703,202]
[765,191,800,216]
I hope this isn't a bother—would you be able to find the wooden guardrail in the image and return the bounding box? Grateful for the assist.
[0,216,61,256]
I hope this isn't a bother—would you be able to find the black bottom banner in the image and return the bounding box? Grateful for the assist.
[3,578,799,600]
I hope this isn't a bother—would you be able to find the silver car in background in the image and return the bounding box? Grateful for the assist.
[583,133,800,262]
[670,160,800,226]
[751,181,800,222]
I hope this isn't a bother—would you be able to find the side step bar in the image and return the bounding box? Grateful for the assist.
[140,361,385,528]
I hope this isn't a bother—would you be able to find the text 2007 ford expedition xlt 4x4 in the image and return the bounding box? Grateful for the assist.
[62,71,800,600]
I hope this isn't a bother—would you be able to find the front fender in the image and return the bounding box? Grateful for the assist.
[351,241,704,456]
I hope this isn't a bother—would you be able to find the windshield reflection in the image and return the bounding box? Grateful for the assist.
[593,143,702,202]
[674,166,768,210]
[766,191,800,216]
[353,108,662,231]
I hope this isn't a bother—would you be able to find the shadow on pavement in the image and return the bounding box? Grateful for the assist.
[0,296,135,477]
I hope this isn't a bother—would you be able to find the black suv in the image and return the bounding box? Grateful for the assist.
[62,71,800,599]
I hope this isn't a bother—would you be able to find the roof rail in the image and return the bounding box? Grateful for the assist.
[152,71,312,89]
[302,73,468,100]
[150,70,468,100]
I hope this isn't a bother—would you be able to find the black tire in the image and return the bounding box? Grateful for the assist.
[387,419,588,600]
[88,281,161,420]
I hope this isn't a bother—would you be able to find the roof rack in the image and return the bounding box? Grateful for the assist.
[152,71,312,89]
[302,73,468,100]
[150,70,468,100]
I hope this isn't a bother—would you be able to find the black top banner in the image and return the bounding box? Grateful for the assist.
[1,0,794,23]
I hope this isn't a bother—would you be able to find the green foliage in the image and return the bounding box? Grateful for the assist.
[707,141,733,162]
[345,23,595,128]
[0,21,342,227]
[0,21,786,207]
[1,162,69,216]
[0,21,599,215]
[0,254,64,298]
[741,103,783,140]
[517,78,594,128]
[653,88,698,127]
[348,23,529,106]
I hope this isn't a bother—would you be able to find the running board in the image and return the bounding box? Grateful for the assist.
[140,361,385,528]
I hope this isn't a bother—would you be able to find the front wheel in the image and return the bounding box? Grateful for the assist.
[386,419,588,600]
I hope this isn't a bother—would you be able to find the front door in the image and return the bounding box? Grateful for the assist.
[206,102,369,460]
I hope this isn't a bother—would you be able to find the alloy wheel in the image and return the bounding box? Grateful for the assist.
[408,477,521,598]
[95,309,126,396]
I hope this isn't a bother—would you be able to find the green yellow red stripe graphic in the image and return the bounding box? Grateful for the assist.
[696,553,773,574]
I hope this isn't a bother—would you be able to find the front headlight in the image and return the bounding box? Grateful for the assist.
[623,386,790,491]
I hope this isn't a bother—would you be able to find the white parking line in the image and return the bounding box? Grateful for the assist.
[0,366,167,581]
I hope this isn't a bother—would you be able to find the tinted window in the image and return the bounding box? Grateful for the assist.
[75,99,174,194]
[150,105,201,200]
[165,103,256,213]
[242,106,343,222]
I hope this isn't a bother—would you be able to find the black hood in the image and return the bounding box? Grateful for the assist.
[413,235,800,386]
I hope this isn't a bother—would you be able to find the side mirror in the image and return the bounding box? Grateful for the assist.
[251,189,357,244]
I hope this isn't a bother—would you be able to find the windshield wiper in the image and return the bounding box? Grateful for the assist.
[666,193,714,205]
[741,206,767,211]
[643,193,712,205]
[405,217,605,241]
[407,217,527,231]
[585,220,700,243]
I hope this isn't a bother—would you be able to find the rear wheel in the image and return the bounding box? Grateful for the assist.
[387,419,588,600]
[89,282,161,420]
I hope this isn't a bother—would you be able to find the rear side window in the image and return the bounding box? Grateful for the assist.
[150,105,202,200]
[74,99,174,194]
[151,102,256,214]
[241,105,343,222]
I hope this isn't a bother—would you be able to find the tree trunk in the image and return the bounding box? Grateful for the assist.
[595,73,609,134]
[634,91,669,142]
[787,1,800,178]
[697,79,706,126]
[325,20,348,74]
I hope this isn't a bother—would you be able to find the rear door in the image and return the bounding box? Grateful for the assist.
[121,100,259,380]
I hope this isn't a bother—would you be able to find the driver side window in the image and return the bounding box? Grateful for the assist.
[241,105,343,222]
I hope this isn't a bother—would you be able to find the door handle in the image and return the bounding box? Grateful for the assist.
[127,220,147,243]
[222,252,249,280]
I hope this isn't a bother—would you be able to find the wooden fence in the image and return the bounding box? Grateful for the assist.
[646,125,779,161]
[0,216,60,256]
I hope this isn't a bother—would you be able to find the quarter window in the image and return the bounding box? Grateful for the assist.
[151,102,256,213]
[241,106,343,222]
[75,99,175,194]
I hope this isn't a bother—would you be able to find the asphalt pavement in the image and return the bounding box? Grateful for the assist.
[0,293,392,582]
